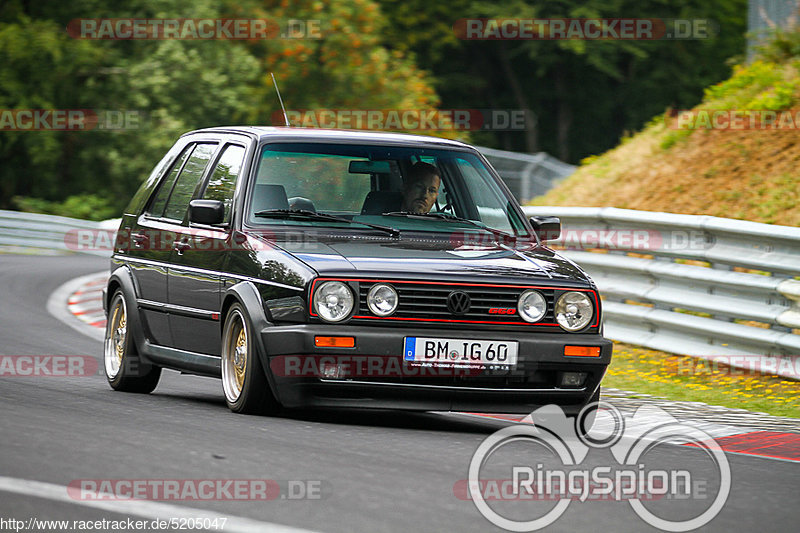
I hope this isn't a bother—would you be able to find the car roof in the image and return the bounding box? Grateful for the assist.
[184,126,475,150]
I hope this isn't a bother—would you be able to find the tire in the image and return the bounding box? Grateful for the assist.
[221,302,279,415]
[104,290,161,393]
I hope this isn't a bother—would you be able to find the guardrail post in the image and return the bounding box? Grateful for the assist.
[777,279,800,330]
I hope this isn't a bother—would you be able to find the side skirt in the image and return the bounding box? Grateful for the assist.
[142,342,221,378]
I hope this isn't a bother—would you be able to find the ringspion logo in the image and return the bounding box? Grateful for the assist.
[466,403,730,531]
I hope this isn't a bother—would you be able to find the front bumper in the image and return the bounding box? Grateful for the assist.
[261,324,612,414]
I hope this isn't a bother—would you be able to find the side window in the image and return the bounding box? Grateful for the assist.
[454,157,517,233]
[162,143,218,221]
[148,145,193,217]
[202,144,246,224]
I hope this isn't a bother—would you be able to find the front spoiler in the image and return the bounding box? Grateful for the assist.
[261,324,611,413]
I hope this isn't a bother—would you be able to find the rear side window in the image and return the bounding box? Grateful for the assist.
[162,143,218,221]
[148,145,193,217]
[201,144,246,224]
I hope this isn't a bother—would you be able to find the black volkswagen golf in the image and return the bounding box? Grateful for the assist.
[103,126,612,420]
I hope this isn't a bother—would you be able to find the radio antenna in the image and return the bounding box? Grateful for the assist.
[271,73,290,127]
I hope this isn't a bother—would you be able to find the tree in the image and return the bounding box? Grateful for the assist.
[377,0,747,162]
[0,0,445,215]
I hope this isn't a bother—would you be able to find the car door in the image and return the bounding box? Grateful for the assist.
[124,141,195,347]
[167,141,248,355]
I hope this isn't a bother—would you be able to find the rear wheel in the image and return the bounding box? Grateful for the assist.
[221,303,279,415]
[104,290,161,393]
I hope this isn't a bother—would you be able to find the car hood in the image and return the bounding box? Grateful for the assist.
[254,233,592,285]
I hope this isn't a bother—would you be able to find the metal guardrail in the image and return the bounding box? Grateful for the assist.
[524,206,800,380]
[477,146,575,204]
[3,207,799,379]
[0,210,116,257]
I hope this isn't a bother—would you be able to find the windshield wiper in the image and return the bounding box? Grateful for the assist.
[253,209,400,238]
[381,211,516,242]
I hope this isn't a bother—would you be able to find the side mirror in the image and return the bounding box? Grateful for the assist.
[529,216,561,242]
[189,199,225,225]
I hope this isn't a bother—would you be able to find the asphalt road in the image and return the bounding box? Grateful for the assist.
[0,254,797,533]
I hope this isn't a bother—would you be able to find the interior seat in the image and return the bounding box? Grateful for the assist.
[251,184,289,212]
[360,191,403,215]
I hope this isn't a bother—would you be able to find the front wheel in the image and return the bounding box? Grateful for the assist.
[104,290,161,393]
[221,303,279,415]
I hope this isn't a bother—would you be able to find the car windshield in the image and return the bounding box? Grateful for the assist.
[247,142,530,239]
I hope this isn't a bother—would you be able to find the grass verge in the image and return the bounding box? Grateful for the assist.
[604,342,800,418]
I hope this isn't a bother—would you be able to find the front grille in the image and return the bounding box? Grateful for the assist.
[357,281,557,325]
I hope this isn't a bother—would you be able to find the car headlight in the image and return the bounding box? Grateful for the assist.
[367,283,398,316]
[313,281,354,322]
[517,290,546,323]
[555,291,594,331]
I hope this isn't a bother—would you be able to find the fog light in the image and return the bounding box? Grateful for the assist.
[320,362,345,379]
[367,283,399,316]
[560,371,587,387]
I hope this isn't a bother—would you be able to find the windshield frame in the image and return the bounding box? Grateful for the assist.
[241,140,536,242]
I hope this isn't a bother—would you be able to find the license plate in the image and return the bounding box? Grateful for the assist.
[403,337,518,366]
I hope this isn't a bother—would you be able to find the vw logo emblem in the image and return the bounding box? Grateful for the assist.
[447,291,471,315]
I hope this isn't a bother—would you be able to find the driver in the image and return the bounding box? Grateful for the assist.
[401,162,440,214]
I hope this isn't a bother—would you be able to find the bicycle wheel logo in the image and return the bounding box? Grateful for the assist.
[467,402,731,532]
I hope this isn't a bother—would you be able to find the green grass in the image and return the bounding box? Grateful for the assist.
[604,343,800,418]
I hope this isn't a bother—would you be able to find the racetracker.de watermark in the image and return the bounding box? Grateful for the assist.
[0,109,143,131]
[67,479,328,501]
[64,227,714,253]
[454,18,716,40]
[268,355,510,379]
[272,109,532,131]
[67,18,321,40]
[675,355,800,378]
[672,109,800,129]
[0,355,98,377]
[527,228,712,251]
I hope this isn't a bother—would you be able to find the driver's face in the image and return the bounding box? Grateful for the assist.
[403,174,440,214]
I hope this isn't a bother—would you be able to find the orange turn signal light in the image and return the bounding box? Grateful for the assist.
[564,346,601,357]
[315,336,355,348]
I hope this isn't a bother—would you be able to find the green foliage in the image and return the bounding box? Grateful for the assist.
[747,80,796,110]
[658,31,800,150]
[231,0,443,130]
[703,60,790,109]
[0,0,443,218]
[377,0,748,161]
[754,27,800,62]
[13,194,118,221]
[660,127,693,150]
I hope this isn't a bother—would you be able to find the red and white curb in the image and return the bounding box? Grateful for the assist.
[47,271,108,342]
[67,274,107,329]
[53,272,800,462]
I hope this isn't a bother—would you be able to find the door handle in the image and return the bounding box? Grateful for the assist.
[173,239,191,255]
[131,232,147,248]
